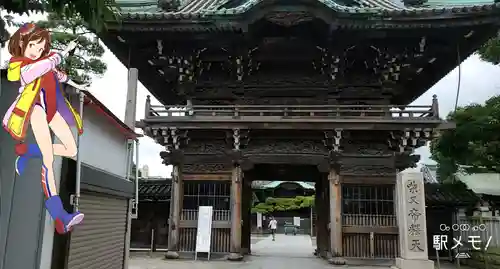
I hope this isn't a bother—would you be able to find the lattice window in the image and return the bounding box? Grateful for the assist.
[342,184,395,215]
[183,181,231,210]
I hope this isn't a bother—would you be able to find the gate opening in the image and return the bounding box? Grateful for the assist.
[246,164,320,258]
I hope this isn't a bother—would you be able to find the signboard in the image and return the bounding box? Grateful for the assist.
[293,216,301,227]
[257,212,263,228]
[195,206,213,260]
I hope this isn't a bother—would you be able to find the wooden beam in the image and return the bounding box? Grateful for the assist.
[342,226,398,234]
[329,169,343,256]
[183,174,231,180]
[228,166,243,261]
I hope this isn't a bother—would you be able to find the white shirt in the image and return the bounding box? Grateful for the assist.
[269,219,277,229]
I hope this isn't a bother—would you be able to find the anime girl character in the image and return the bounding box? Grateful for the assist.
[3,23,88,234]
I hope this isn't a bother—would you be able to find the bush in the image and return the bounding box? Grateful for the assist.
[251,195,315,214]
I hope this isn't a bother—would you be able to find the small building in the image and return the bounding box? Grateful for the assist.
[422,164,500,257]
[0,69,138,269]
[131,179,171,250]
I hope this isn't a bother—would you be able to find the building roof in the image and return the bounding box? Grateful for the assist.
[139,179,172,200]
[115,0,500,20]
[81,90,140,140]
[421,164,500,196]
[455,172,500,196]
[253,181,316,190]
[421,164,439,183]
[425,182,479,206]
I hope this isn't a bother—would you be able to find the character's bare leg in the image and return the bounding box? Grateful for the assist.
[31,107,84,234]
[48,111,77,158]
[31,105,58,197]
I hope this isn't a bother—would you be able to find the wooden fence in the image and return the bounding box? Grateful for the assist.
[342,214,399,259]
[458,216,500,248]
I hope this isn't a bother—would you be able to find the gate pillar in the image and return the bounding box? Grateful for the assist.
[241,174,252,255]
[328,167,346,265]
[315,176,329,258]
[228,165,244,261]
[165,164,183,259]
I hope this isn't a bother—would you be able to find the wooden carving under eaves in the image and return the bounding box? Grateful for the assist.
[342,141,392,156]
[264,11,315,27]
[183,140,227,155]
[245,140,327,155]
[395,153,420,170]
[183,163,232,174]
[160,150,184,166]
[340,164,396,176]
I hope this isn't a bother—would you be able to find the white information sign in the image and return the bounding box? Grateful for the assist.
[257,212,263,228]
[195,206,213,260]
[293,216,301,227]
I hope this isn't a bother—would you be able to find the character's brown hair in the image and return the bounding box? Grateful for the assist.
[8,23,51,58]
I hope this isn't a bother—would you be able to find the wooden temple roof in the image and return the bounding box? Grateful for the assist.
[139,179,172,200]
[102,0,500,106]
[115,0,500,21]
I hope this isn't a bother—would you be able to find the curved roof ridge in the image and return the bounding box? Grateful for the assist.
[187,0,499,15]
[116,0,500,18]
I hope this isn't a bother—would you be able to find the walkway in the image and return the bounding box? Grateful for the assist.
[251,234,314,258]
[130,234,463,269]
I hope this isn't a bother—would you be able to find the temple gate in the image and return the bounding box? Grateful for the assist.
[99,0,500,264]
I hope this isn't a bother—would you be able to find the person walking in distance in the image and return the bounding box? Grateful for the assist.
[268,216,278,241]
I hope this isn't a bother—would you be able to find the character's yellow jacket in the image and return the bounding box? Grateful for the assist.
[2,53,83,141]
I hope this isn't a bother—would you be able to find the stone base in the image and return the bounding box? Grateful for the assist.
[328,257,347,265]
[227,252,244,261]
[165,251,180,259]
[392,258,434,269]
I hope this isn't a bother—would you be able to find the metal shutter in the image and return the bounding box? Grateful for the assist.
[67,192,129,269]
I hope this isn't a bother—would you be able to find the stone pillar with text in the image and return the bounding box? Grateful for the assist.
[393,168,434,269]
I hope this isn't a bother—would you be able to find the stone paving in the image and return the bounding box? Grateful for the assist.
[129,234,466,269]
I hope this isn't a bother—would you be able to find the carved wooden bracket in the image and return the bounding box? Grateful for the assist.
[323,129,343,154]
[388,128,431,154]
[160,149,184,166]
[395,152,421,170]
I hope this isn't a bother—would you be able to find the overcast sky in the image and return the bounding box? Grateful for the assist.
[2,12,500,177]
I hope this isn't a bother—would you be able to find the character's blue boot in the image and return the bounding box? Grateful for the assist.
[15,144,42,176]
[45,196,84,234]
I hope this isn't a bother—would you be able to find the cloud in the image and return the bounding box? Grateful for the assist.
[3,11,500,176]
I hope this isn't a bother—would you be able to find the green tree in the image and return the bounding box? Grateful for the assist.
[35,12,107,83]
[251,195,315,214]
[478,35,500,64]
[431,95,500,180]
[2,0,119,47]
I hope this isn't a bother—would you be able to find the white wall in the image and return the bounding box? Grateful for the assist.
[66,96,130,179]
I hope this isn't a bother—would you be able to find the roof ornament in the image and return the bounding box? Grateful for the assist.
[157,40,164,55]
